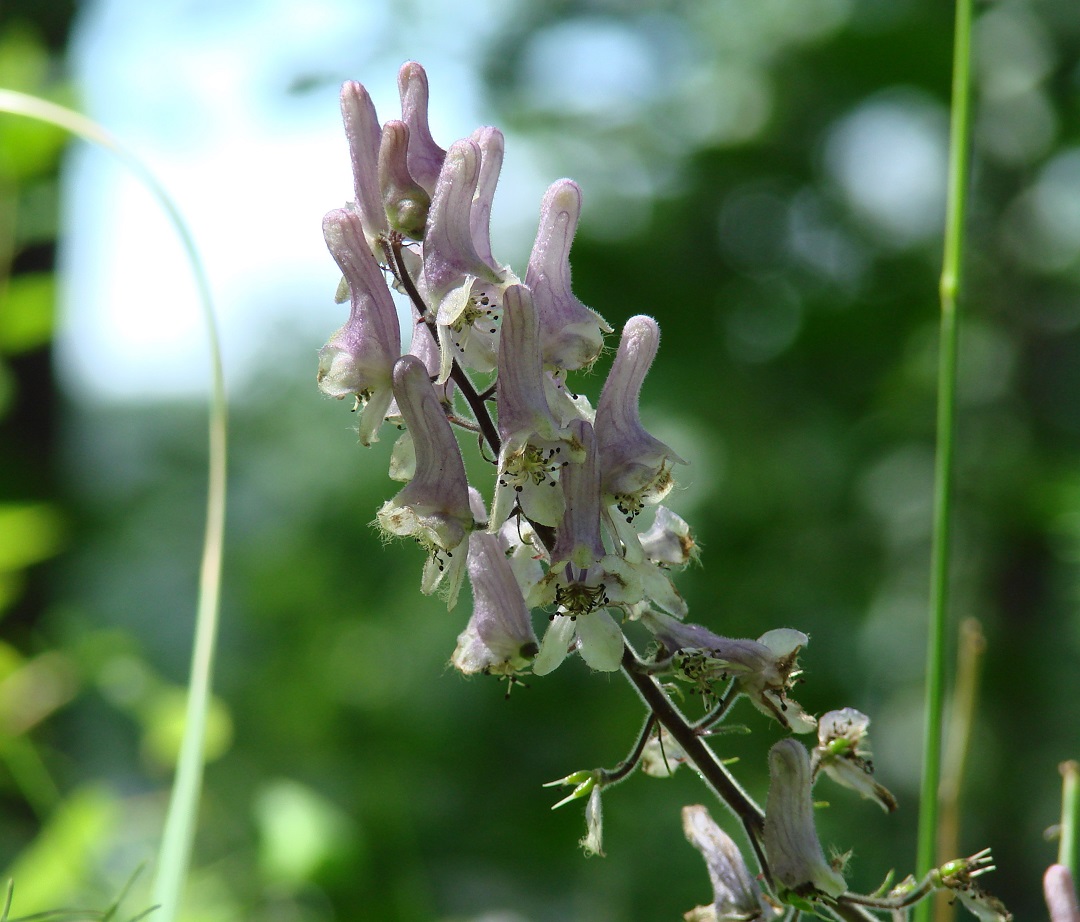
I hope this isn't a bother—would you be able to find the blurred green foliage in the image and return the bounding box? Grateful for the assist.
[2,0,1080,920]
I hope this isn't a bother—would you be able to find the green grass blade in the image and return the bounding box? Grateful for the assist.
[0,89,228,922]
[913,0,974,919]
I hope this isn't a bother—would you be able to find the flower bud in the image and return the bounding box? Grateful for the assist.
[378,120,430,239]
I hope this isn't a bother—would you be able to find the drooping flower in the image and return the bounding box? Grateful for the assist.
[525,179,611,370]
[376,355,473,607]
[641,611,816,733]
[682,804,775,921]
[594,316,686,522]
[317,208,401,445]
[490,284,585,530]
[764,739,847,900]
[811,708,897,813]
[451,531,539,676]
[422,138,515,382]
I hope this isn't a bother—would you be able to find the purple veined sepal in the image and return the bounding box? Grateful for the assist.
[525,179,612,370]
[595,315,687,522]
[764,739,848,900]
[640,610,816,733]
[376,355,474,609]
[397,61,446,196]
[317,208,401,446]
[490,285,586,531]
[421,137,518,383]
[451,529,539,677]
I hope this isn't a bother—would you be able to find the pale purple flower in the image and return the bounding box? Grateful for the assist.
[376,355,473,607]
[764,739,847,899]
[641,611,815,733]
[595,316,686,522]
[451,531,539,676]
[397,61,445,195]
[811,708,897,813]
[422,139,514,383]
[339,81,387,250]
[682,804,775,921]
[491,284,585,530]
[317,208,401,446]
[469,126,505,273]
[378,120,430,239]
[1045,865,1078,922]
[525,179,611,370]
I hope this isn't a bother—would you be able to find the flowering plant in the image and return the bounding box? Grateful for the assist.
[315,62,1011,921]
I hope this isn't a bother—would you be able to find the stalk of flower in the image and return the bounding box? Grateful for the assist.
[422,137,516,384]
[491,284,586,530]
[376,355,473,608]
[763,738,848,900]
[594,315,687,523]
[316,207,401,446]
[451,530,539,677]
[525,179,612,370]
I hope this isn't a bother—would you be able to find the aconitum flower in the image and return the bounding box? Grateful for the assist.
[378,120,430,239]
[451,531,539,677]
[811,708,897,813]
[594,316,686,522]
[682,804,775,921]
[764,738,847,899]
[491,285,585,530]
[525,179,611,370]
[317,208,401,446]
[338,81,387,253]
[397,61,445,196]
[376,356,473,607]
[642,611,815,733]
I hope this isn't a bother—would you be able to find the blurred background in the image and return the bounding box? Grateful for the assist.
[1,0,1079,918]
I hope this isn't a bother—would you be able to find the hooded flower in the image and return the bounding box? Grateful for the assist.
[642,611,816,733]
[811,708,897,813]
[338,81,388,253]
[524,179,611,370]
[764,739,847,900]
[317,208,401,445]
[682,804,775,921]
[490,285,585,530]
[376,355,473,607]
[397,61,446,196]
[378,120,430,239]
[451,531,539,676]
[594,316,686,522]
[531,419,641,675]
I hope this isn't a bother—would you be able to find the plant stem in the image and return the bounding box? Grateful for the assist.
[1060,760,1079,873]
[915,0,974,918]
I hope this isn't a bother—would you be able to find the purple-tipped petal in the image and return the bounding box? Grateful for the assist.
[317,208,401,444]
[451,531,539,676]
[525,180,611,369]
[339,82,388,243]
[595,316,686,519]
[378,120,430,239]
[470,126,505,272]
[398,61,446,195]
[682,805,774,920]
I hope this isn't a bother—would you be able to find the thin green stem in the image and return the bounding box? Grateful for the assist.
[0,90,228,922]
[1059,760,1079,873]
[914,1,974,919]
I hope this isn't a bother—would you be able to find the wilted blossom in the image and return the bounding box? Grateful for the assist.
[581,785,605,857]
[811,708,897,813]
[642,611,816,734]
[317,208,401,446]
[376,356,473,607]
[595,315,687,522]
[451,531,539,677]
[763,739,847,899]
[638,506,698,569]
[641,725,689,778]
[935,851,1012,922]
[682,805,775,921]
[525,179,612,370]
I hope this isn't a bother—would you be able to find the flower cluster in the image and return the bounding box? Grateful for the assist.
[316,63,1009,922]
